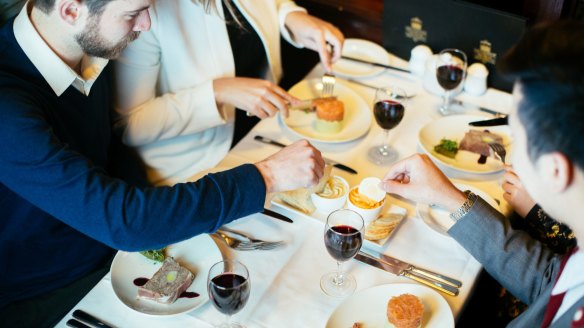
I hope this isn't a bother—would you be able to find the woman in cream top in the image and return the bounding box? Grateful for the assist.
[115,0,343,185]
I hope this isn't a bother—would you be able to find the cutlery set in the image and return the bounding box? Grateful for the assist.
[355,251,462,296]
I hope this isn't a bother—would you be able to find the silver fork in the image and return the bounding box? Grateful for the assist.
[489,143,506,164]
[321,73,336,98]
[215,230,284,251]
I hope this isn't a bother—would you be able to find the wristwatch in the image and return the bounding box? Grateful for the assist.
[449,190,478,221]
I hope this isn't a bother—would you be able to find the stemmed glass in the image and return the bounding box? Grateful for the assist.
[320,209,364,298]
[436,48,467,115]
[367,86,407,165]
[208,260,250,328]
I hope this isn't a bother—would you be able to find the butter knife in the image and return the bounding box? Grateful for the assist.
[254,135,358,174]
[377,252,462,288]
[355,251,459,296]
[72,310,115,328]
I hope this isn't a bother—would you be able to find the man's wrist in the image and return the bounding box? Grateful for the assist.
[254,162,274,194]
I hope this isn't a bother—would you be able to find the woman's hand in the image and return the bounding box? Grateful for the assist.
[284,11,344,72]
[213,77,298,118]
[502,166,536,218]
[381,154,467,212]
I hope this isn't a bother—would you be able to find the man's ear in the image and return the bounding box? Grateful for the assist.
[537,152,573,193]
[57,0,82,25]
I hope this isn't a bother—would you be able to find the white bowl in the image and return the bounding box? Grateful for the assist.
[346,186,385,225]
[311,176,349,215]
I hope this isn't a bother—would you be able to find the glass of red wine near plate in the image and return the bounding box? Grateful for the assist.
[368,86,407,165]
[436,49,467,115]
[207,260,250,328]
[321,209,364,298]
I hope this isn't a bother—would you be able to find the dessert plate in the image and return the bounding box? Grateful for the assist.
[282,78,372,143]
[418,115,512,174]
[110,234,222,316]
[326,283,454,328]
[333,38,391,78]
[417,183,500,236]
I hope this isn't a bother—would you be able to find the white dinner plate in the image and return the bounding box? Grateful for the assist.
[270,198,405,252]
[417,183,500,236]
[333,39,390,78]
[283,78,372,143]
[326,283,454,328]
[110,234,222,316]
[418,115,512,174]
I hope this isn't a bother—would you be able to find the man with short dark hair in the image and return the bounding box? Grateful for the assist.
[381,21,584,327]
[0,0,325,326]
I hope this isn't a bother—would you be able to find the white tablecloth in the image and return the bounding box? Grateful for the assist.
[55,64,512,328]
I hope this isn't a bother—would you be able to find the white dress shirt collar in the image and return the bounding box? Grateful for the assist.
[551,249,584,323]
[13,2,108,96]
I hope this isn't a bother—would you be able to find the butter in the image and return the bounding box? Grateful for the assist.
[349,188,384,209]
[317,177,347,199]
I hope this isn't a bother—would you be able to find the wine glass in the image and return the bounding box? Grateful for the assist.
[436,48,467,115]
[320,209,364,298]
[367,86,407,165]
[208,260,250,328]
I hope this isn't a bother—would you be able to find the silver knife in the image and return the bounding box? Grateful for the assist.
[253,135,358,174]
[288,96,337,112]
[451,99,507,117]
[376,252,462,288]
[355,251,459,296]
[345,79,415,100]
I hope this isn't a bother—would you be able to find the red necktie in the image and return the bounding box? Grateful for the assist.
[541,247,579,328]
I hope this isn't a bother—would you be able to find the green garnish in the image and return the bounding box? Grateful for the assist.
[139,248,166,262]
[434,138,459,158]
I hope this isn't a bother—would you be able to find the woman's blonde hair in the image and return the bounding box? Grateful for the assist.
[195,0,244,27]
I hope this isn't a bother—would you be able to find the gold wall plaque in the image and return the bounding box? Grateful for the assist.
[474,40,497,65]
[405,17,427,43]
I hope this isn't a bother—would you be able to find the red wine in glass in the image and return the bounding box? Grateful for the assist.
[374,100,405,130]
[324,225,363,262]
[209,273,250,316]
[436,65,464,90]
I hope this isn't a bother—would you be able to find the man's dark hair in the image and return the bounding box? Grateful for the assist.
[33,0,113,16]
[499,20,584,170]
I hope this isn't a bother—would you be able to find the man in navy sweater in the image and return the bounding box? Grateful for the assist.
[0,0,325,326]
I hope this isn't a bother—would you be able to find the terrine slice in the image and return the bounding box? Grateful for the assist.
[137,257,194,304]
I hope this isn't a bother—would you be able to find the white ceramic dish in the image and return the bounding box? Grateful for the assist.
[310,176,350,214]
[417,183,500,236]
[346,186,384,226]
[270,198,405,252]
[283,78,372,143]
[110,234,222,316]
[418,115,512,174]
[325,283,454,328]
[333,39,391,78]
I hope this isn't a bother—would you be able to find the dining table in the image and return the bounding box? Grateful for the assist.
[55,53,513,328]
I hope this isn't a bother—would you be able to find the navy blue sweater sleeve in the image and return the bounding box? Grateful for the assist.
[0,94,265,251]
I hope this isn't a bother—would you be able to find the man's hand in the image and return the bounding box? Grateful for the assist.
[255,140,325,193]
[502,165,536,218]
[381,154,467,212]
[284,12,344,72]
[213,77,298,118]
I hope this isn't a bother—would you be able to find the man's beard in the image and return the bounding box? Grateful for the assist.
[75,16,140,59]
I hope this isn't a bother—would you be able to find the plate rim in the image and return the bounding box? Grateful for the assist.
[109,234,222,316]
[282,78,372,144]
[325,282,454,328]
[416,183,500,236]
[333,38,391,78]
[418,114,512,174]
